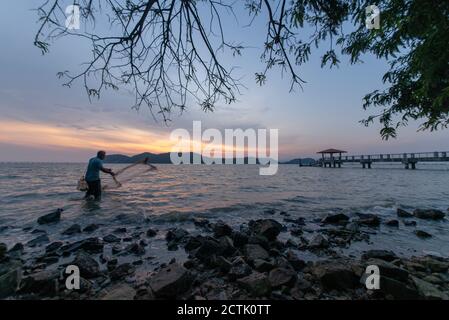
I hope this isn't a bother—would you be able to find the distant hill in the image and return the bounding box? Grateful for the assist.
[104,152,278,164]
[281,158,316,165]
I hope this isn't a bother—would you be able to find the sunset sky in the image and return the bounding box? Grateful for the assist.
[1,1,448,162]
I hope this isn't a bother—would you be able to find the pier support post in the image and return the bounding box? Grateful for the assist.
[404,163,409,169]
[362,163,366,169]
[411,162,416,170]
[368,162,371,169]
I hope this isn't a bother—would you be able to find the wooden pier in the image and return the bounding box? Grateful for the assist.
[317,149,449,169]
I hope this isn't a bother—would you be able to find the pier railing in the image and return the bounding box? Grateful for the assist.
[318,151,449,169]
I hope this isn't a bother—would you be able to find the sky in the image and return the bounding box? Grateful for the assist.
[0,1,448,162]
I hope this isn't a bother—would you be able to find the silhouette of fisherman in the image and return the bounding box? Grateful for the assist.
[84,150,115,200]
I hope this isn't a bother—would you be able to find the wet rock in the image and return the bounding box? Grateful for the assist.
[218,236,236,257]
[193,218,210,228]
[412,256,449,273]
[125,242,146,255]
[61,237,104,255]
[253,259,275,272]
[72,251,100,278]
[0,260,22,298]
[146,228,157,237]
[379,276,419,299]
[309,234,329,249]
[0,243,6,259]
[148,263,193,298]
[413,209,445,220]
[415,230,432,239]
[313,261,359,290]
[411,276,449,300]
[397,208,413,218]
[19,269,59,296]
[31,229,47,234]
[356,213,380,227]
[237,272,271,297]
[249,219,283,241]
[100,283,136,300]
[103,234,121,243]
[404,220,417,226]
[322,213,349,224]
[9,243,24,254]
[228,257,252,280]
[248,234,270,250]
[107,259,118,271]
[385,219,399,227]
[231,232,249,249]
[268,268,297,288]
[45,241,63,254]
[27,234,50,247]
[285,251,306,271]
[212,221,233,237]
[194,238,224,262]
[366,259,409,283]
[62,224,81,236]
[83,224,99,233]
[244,244,269,261]
[212,256,232,273]
[110,263,135,280]
[113,227,127,234]
[37,208,63,225]
[184,235,204,251]
[362,250,398,262]
[166,228,189,242]
[345,222,360,232]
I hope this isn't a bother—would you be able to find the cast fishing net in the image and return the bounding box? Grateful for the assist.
[103,158,157,190]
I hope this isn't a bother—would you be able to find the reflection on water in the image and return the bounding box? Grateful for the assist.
[0,162,448,257]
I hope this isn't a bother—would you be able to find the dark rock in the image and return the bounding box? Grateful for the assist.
[379,276,419,299]
[412,256,449,273]
[37,208,63,225]
[237,272,271,297]
[100,283,136,300]
[285,250,306,271]
[125,242,146,255]
[72,251,100,278]
[404,220,417,226]
[415,230,432,239]
[253,259,275,272]
[212,221,233,237]
[27,234,50,247]
[148,263,193,298]
[290,228,303,237]
[309,234,329,249]
[184,235,204,251]
[218,236,236,256]
[0,260,22,298]
[385,219,399,227]
[113,227,127,234]
[249,219,283,241]
[19,269,59,296]
[345,222,360,232]
[45,241,63,253]
[31,229,47,234]
[110,263,135,280]
[0,243,6,259]
[194,238,224,262]
[213,256,233,273]
[413,209,445,220]
[231,231,249,247]
[322,213,349,224]
[167,241,178,251]
[165,228,189,242]
[411,276,449,300]
[146,228,157,237]
[284,217,305,225]
[193,217,210,228]
[228,257,252,280]
[397,208,413,218]
[83,224,99,233]
[107,259,118,271]
[313,261,359,290]
[244,244,269,261]
[268,268,297,288]
[248,234,270,250]
[9,243,24,253]
[62,224,81,236]
[356,213,381,227]
[103,234,121,243]
[366,259,409,283]
[61,237,104,255]
[362,250,398,262]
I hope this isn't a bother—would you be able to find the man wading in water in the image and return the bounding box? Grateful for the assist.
[85,150,115,200]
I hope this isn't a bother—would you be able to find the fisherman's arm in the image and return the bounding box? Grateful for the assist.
[101,167,115,176]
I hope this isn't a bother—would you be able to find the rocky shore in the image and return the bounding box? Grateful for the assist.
[0,207,448,300]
